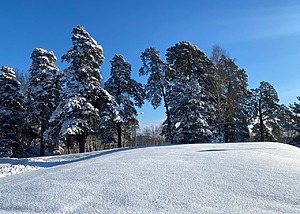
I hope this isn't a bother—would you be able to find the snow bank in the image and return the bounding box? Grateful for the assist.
[0,163,39,178]
[0,142,300,213]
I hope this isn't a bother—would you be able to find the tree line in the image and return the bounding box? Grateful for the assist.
[0,25,299,158]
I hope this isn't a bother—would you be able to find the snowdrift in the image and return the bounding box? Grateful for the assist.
[0,142,300,213]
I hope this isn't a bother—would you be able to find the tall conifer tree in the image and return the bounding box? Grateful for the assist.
[0,66,27,157]
[140,48,173,144]
[285,98,300,144]
[164,41,214,143]
[46,26,117,153]
[27,48,61,156]
[249,81,280,141]
[105,55,144,148]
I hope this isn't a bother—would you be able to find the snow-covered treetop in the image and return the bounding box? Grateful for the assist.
[166,41,213,79]
[106,54,144,108]
[62,25,104,81]
[0,66,24,110]
[140,47,172,109]
[139,47,172,77]
[139,48,163,75]
[30,48,58,72]
[0,66,17,79]
[259,81,279,102]
[72,26,102,50]
[110,54,131,78]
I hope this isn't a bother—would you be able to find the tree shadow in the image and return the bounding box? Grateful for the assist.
[0,143,279,169]
[198,147,276,153]
[1,146,145,169]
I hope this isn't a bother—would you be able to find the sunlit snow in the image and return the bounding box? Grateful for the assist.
[0,142,300,213]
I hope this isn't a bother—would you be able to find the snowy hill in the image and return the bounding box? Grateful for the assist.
[1,142,300,213]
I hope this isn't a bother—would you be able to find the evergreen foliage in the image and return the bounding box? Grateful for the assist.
[0,66,27,157]
[140,48,173,143]
[249,81,281,141]
[168,78,212,143]
[27,48,61,155]
[45,26,118,153]
[164,41,214,143]
[0,26,296,156]
[105,54,144,148]
[289,97,300,144]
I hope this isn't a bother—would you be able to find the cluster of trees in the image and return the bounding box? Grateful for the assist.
[140,44,300,145]
[0,25,300,157]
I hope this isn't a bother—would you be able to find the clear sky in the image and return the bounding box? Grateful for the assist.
[1,0,300,128]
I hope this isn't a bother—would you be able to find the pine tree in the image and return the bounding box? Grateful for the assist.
[249,81,280,142]
[139,47,173,144]
[164,41,214,143]
[27,48,61,156]
[275,104,294,143]
[0,66,27,157]
[45,26,117,153]
[105,54,144,148]
[289,97,300,144]
[209,45,250,142]
[168,78,212,143]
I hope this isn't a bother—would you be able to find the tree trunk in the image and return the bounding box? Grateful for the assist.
[224,124,229,143]
[66,136,71,154]
[161,87,173,144]
[39,125,45,156]
[116,77,122,148]
[78,133,86,153]
[117,122,122,148]
[258,98,264,142]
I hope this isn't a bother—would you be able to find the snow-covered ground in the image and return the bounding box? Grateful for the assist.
[0,142,300,213]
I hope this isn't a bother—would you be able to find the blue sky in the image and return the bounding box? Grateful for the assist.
[1,0,300,128]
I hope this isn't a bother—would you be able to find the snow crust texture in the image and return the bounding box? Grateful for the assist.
[0,142,300,213]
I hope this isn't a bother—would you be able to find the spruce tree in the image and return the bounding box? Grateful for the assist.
[105,54,144,148]
[0,66,27,157]
[27,48,61,156]
[168,77,212,143]
[140,47,173,144]
[164,41,214,143]
[45,26,117,153]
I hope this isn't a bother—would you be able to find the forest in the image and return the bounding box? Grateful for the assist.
[1,25,300,158]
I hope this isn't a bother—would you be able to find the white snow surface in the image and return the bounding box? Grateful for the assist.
[0,142,300,213]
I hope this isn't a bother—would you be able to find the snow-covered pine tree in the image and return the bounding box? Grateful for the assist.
[0,66,27,157]
[249,81,281,142]
[139,47,173,144]
[209,45,250,142]
[45,25,118,153]
[164,41,214,143]
[168,77,212,143]
[105,54,144,148]
[275,104,294,143]
[288,97,300,144]
[27,48,61,156]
